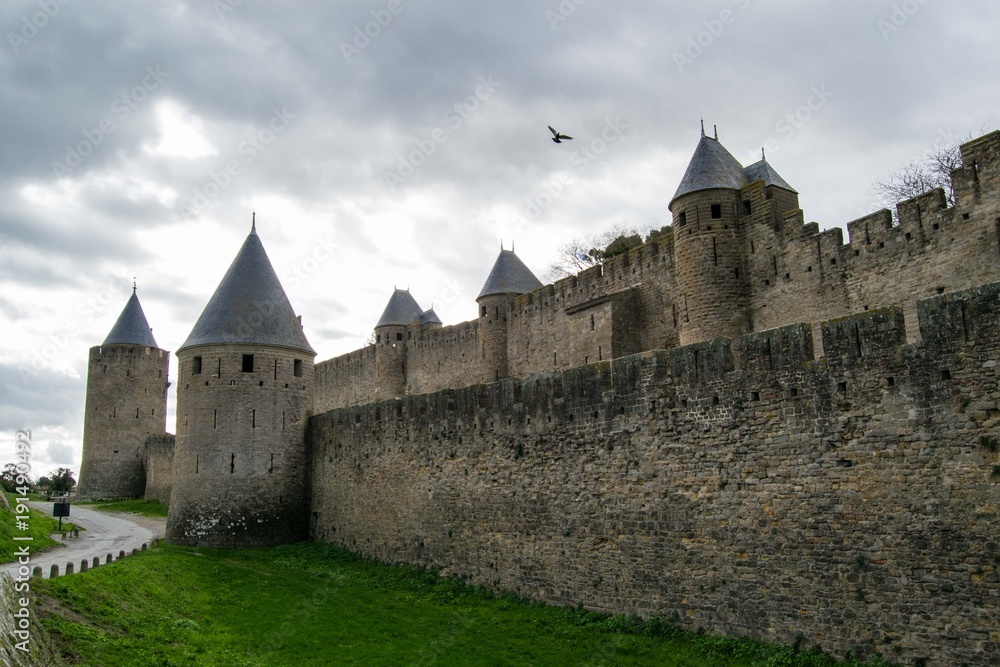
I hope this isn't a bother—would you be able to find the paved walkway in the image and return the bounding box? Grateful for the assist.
[1,503,165,579]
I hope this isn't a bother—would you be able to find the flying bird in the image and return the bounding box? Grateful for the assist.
[548,126,573,143]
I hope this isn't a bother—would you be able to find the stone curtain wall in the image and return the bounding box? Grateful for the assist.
[143,434,175,504]
[309,283,1000,666]
[315,345,377,412]
[406,320,481,394]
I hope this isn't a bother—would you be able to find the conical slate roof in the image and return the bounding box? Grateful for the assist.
[419,308,442,325]
[477,249,543,300]
[744,159,797,193]
[670,134,749,207]
[376,289,423,327]
[179,227,315,355]
[104,289,158,348]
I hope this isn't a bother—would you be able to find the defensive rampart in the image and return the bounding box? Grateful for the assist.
[309,282,1000,666]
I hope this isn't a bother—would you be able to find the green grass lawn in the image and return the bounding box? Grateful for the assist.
[32,542,895,667]
[0,492,80,563]
[76,498,169,518]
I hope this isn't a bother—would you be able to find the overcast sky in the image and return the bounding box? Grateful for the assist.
[1,0,997,478]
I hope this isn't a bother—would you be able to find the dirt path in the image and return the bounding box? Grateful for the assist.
[0,503,166,579]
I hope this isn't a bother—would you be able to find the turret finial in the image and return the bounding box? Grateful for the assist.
[762,146,766,161]
[714,124,718,140]
[133,278,137,294]
[700,117,705,137]
[251,211,256,233]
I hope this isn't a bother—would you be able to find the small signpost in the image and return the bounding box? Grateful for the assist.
[53,498,71,531]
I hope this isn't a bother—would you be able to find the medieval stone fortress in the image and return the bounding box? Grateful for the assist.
[77,129,1000,665]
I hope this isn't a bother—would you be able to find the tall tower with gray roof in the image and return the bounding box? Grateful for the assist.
[668,128,797,345]
[166,222,316,548]
[77,287,170,499]
[477,248,542,382]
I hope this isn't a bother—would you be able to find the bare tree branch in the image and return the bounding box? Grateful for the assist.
[871,132,981,216]
[545,223,642,281]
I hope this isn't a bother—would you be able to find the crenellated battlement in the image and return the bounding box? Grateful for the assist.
[315,281,1000,442]
[313,130,1000,414]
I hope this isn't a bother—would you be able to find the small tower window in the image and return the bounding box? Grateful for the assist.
[242,354,254,372]
[294,359,303,377]
[192,357,202,375]
[743,201,751,215]
[396,332,403,341]
[711,204,722,219]
[481,306,487,316]
[678,211,687,227]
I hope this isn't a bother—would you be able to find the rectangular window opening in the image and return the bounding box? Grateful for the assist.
[294,359,303,377]
[192,356,202,375]
[710,203,722,219]
[242,354,254,373]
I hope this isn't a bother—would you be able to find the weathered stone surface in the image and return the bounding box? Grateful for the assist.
[310,283,1000,666]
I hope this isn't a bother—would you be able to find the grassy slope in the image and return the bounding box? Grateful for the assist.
[0,492,74,563]
[75,498,169,518]
[33,542,894,667]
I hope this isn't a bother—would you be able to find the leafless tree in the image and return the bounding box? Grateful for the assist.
[871,130,988,213]
[545,223,642,281]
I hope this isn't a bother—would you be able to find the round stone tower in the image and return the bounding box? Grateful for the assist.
[477,248,542,382]
[77,287,170,500]
[669,130,751,346]
[166,221,316,548]
[373,288,423,400]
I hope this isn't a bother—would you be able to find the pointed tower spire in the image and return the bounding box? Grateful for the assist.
[478,248,543,299]
[104,288,158,348]
[179,229,314,353]
[376,289,424,327]
[669,132,748,208]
